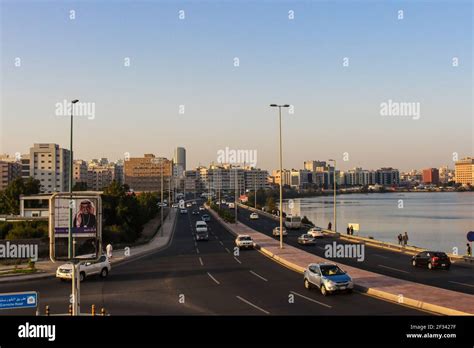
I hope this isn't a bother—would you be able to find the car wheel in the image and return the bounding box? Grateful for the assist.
[428,262,433,270]
[79,272,86,282]
[320,285,328,296]
[412,259,417,267]
[100,268,108,278]
[304,278,311,290]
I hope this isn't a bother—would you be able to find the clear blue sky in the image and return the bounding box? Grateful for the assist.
[1,0,472,171]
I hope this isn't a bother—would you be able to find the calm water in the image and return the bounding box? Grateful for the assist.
[281,192,474,253]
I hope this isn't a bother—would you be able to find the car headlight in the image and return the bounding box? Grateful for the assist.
[324,279,336,288]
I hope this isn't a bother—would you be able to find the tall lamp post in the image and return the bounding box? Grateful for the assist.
[161,160,164,237]
[328,159,337,232]
[68,99,79,316]
[270,104,290,249]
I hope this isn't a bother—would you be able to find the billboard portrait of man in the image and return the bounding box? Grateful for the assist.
[73,200,97,230]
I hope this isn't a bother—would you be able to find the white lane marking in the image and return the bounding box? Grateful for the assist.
[373,254,389,259]
[378,264,409,274]
[219,241,224,246]
[225,248,231,254]
[234,257,242,264]
[199,257,204,266]
[249,270,268,282]
[207,272,220,285]
[236,296,270,315]
[290,291,332,308]
[196,248,200,254]
[449,281,474,288]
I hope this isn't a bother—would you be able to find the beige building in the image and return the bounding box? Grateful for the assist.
[124,154,172,192]
[455,157,474,185]
[73,160,88,185]
[0,159,21,190]
[30,143,70,193]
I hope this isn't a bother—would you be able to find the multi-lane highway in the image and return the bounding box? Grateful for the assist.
[236,207,474,295]
[0,206,424,315]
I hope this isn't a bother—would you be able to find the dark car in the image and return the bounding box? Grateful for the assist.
[412,251,451,270]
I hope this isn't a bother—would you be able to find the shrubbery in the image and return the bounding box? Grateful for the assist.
[210,203,235,223]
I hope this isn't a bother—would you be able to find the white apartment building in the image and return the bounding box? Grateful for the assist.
[30,143,70,193]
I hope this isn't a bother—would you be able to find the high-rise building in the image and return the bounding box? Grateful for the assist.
[124,154,172,192]
[173,147,186,177]
[422,168,440,185]
[0,159,21,190]
[87,166,114,191]
[30,143,70,193]
[455,157,474,185]
[304,160,327,172]
[20,154,31,179]
[113,160,124,184]
[73,160,88,185]
[375,168,400,186]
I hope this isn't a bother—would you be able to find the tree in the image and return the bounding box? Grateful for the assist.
[72,182,88,191]
[265,196,276,213]
[0,177,41,215]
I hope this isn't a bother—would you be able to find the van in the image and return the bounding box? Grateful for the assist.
[195,221,209,241]
[284,215,301,229]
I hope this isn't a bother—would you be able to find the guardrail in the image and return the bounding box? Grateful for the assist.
[237,203,466,262]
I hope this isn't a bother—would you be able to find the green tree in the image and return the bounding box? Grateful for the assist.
[0,177,41,215]
[266,196,276,212]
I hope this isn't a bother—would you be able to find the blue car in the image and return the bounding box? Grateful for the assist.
[303,263,353,296]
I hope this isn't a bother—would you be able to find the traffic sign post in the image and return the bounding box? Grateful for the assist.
[0,291,38,311]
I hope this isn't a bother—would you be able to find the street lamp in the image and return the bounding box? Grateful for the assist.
[328,159,337,233]
[270,104,290,249]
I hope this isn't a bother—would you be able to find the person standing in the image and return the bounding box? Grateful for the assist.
[346,226,350,235]
[403,232,409,247]
[397,234,403,245]
[467,243,472,257]
[350,225,354,235]
[106,243,113,259]
[328,222,332,231]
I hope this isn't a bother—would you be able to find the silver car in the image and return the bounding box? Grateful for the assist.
[303,263,353,296]
[298,234,316,245]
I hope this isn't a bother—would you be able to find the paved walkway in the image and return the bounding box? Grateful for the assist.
[207,206,474,316]
[0,209,177,283]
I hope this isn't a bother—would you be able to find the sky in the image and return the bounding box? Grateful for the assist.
[0,0,472,172]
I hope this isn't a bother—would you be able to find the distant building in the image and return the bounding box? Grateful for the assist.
[422,168,440,185]
[438,166,454,184]
[304,160,327,172]
[455,157,474,185]
[20,154,30,179]
[375,168,400,186]
[0,159,21,190]
[173,147,186,177]
[342,168,376,186]
[87,165,114,191]
[30,143,71,193]
[124,154,172,192]
[113,161,124,184]
[73,160,88,185]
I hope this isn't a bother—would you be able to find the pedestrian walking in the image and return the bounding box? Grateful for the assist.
[328,222,332,231]
[346,226,350,235]
[350,225,354,235]
[402,232,408,247]
[467,243,472,257]
[397,234,403,245]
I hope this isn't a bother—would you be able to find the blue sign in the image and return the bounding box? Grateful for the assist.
[0,291,38,310]
[467,231,474,242]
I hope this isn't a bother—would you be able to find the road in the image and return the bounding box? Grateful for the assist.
[236,206,474,295]
[0,206,424,315]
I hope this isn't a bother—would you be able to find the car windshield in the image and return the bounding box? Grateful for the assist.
[433,252,447,258]
[240,236,252,241]
[320,265,345,276]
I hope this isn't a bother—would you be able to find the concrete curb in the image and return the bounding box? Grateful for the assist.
[211,205,472,316]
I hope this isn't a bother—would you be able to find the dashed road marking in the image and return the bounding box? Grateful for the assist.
[207,272,220,285]
[199,257,204,266]
[290,291,332,308]
[234,257,242,264]
[378,264,409,274]
[236,296,270,314]
[249,270,268,282]
[449,281,474,288]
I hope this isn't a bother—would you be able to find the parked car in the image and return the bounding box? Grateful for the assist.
[298,234,316,245]
[272,226,287,237]
[192,210,200,215]
[412,251,451,270]
[56,255,111,282]
[235,235,254,249]
[307,227,324,239]
[303,263,353,296]
[180,208,188,214]
[250,212,259,220]
[201,214,211,222]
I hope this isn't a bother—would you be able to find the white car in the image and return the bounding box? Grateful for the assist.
[272,226,287,237]
[250,212,259,220]
[307,227,324,239]
[199,206,205,211]
[235,235,254,249]
[195,221,209,241]
[180,208,188,214]
[56,255,111,282]
[172,203,179,208]
[186,202,192,208]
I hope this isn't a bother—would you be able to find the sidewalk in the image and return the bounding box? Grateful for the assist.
[207,205,474,316]
[0,209,177,283]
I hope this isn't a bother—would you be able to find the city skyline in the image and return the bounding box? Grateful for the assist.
[1,1,472,171]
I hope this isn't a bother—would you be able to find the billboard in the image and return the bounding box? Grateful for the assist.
[49,193,102,262]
